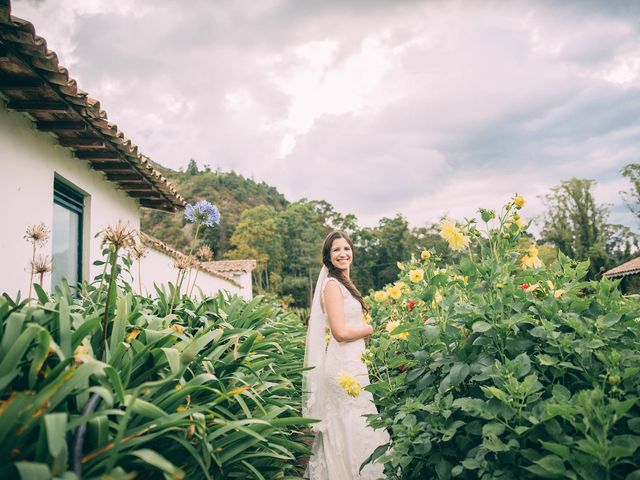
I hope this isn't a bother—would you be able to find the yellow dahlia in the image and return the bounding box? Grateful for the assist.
[337,372,362,397]
[514,194,525,209]
[421,250,431,261]
[448,231,470,251]
[409,269,424,283]
[363,313,372,324]
[439,218,459,241]
[374,290,388,302]
[521,253,543,270]
[388,285,402,299]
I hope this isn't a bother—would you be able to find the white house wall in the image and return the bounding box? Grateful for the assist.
[139,248,246,299]
[0,104,140,297]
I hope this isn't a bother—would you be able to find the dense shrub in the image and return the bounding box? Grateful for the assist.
[0,274,309,478]
[365,198,640,480]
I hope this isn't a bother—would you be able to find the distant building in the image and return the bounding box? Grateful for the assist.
[604,257,640,295]
[0,3,252,299]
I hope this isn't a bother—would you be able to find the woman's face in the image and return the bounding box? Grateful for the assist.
[330,237,352,271]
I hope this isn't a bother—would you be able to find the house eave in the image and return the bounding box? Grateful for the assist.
[0,8,186,212]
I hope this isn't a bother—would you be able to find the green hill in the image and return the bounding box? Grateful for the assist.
[141,160,288,257]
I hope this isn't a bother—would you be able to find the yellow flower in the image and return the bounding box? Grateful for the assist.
[397,261,405,271]
[440,218,459,241]
[228,385,251,396]
[496,283,504,289]
[409,269,424,283]
[337,372,362,397]
[448,231,471,251]
[176,406,187,412]
[514,194,525,209]
[385,320,409,340]
[528,244,539,257]
[521,254,543,270]
[325,333,331,345]
[363,313,372,324]
[374,290,388,302]
[511,214,525,228]
[421,250,431,261]
[388,285,402,299]
[554,289,566,298]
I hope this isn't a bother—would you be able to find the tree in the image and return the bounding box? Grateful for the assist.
[185,158,199,176]
[225,205,283,290]
[541,178,618,278]
[277,201,329,306]
[621,163,640,222]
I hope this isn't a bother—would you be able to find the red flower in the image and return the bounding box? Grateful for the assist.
[422,317,430,323]
[519,283,530,290]
[407,301,417,311]
[397,364,406,373]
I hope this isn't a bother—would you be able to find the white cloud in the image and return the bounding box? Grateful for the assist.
[11,0,640,234]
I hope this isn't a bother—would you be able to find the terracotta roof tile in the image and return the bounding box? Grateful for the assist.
[139,232,242,288]
[203,260,257,273]
[604,256,640,279]
[0,3,185,211]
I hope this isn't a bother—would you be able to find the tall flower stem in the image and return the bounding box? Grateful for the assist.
[188,269,200,297]
[101,246,120,351]
[27,242,36,304]
[168,268,182,315]
[170,222,202,313]
[137,258,143,295]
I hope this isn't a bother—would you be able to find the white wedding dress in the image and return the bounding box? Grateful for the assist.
[306,277,389,480]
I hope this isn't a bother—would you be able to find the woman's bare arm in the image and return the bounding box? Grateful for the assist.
[324,280,373,342]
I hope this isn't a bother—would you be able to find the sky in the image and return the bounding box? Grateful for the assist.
[11,0,640,232]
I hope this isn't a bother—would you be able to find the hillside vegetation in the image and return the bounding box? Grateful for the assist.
[142,160,639,307]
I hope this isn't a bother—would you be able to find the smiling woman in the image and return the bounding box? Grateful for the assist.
[303,230,389,479]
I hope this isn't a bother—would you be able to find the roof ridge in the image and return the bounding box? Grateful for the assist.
[139,232,242,288]
[0,9,186,211]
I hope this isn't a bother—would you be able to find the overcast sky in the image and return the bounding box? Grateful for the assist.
[12,0,640,231]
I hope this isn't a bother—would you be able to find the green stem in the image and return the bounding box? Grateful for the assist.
[101,247,119,353]
[168,268,182,315]
[27,242,36,304]
[175,222,202,300]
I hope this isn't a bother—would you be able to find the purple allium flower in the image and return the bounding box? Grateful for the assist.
[184,200,221,227]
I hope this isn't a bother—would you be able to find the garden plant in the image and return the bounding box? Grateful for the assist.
[0,207,311,479]
[364,196,640,480]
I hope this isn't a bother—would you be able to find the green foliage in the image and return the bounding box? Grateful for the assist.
[0,274,309,478]
[540,178,635,279]
[621,163,640,222]
[365,199,640,480]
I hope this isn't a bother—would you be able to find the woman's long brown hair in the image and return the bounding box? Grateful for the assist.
[322,231,369,313]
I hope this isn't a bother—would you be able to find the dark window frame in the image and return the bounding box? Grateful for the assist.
[53,178,84,285]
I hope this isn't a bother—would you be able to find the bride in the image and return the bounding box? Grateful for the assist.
[303,230,389,479]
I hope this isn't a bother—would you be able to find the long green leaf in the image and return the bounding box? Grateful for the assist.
[0,324,40,390]
[44,413,68,457]
[58,296,71,358]
[129,448,184,477]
